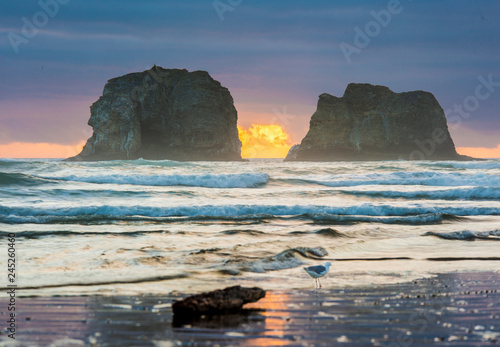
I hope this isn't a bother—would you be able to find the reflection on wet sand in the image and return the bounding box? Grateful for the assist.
[242,291,291,346]
[2,273,499,346]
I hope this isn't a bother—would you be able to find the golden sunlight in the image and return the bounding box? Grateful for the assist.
[0,142,85,159]
[457,144,500,159]
[238,125,292,158]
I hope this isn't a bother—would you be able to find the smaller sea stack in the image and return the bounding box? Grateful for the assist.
[285,83,471,161]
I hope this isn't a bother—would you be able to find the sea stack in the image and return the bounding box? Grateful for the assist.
[67,66,242,161]
[285,83,468,161]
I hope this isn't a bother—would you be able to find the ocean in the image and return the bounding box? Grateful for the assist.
[1,158,499,296]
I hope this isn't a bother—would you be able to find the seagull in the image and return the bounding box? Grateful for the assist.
[304,262,331,288]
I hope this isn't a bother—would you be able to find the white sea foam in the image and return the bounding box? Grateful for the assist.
[238,247,327,273]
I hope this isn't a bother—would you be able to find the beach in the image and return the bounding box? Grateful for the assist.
[0,272,498,346]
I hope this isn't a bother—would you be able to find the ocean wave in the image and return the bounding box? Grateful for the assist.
[417,160,500,170]
[0,159,50,165]
[0,211,275,225]
[305,212,467,225]
[1,204,497,224]
[220,229,266,236]
[225,247,328,274]
[289,228,347,237]
[78,158,197,168]
[0,229,170,239]
[123,158,196,167]
[422,230,500,241]
[0,161,24,170]
[297,171,500,187]
[0,187,196,199]
[39,173,269,188]
[0,172,56,186]
[339,187,500,201]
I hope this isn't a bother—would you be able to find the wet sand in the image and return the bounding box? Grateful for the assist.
[1,272,498,346]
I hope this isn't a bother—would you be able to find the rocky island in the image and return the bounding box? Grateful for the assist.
[285,83,469,161]
[67,66,242,161]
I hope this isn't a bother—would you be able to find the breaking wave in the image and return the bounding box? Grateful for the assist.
[339,187,500,201]
[305,212,466,225]
[1,204,494,224]
[222,247,329,274]
[422,230,500,241]
[0,229,170,239]
[289,228,347,237]
[417,160,500,170]
[300,171,500,187]
[0,172,56,186]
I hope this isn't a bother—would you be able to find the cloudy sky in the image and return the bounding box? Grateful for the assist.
[1,0,499,157]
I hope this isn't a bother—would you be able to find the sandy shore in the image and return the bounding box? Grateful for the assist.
[0,272,498,346]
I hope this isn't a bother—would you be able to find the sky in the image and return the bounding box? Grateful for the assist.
[0,0,499,158]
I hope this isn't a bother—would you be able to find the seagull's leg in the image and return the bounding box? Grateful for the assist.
[318,278,322,288]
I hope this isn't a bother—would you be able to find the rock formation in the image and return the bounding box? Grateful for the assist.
[172,286,266,318]
[67,66,242,161]
[285,83,468,161]
[284,144,300,161]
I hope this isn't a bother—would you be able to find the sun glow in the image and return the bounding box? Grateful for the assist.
[238,125,292,158]
[0,142,85,158]
[457,144,500,159]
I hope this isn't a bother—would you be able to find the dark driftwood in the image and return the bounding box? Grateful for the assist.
[172,286,265,318]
